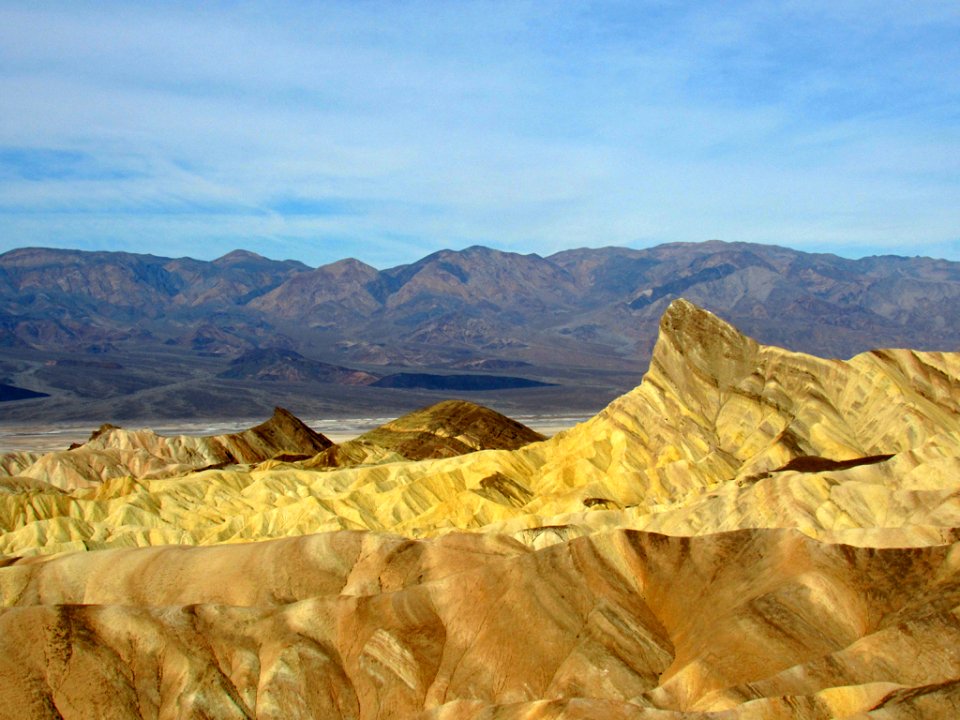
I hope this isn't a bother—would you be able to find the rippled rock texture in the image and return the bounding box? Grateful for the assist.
[3,299,960,717]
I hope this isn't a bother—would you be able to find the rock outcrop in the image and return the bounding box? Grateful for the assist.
[0,407,332,489]
[307,399,547,468]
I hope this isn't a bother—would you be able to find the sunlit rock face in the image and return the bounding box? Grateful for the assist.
[0,406,333,490]
[4,299,960,718]
[4,529,960,718]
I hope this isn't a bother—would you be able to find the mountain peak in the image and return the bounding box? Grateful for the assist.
[652,298,759,388]
[316,257,379,277]
[659,298,739,342]
[213,249,267,265]
[224,406,332,462]
[345,399,545,461]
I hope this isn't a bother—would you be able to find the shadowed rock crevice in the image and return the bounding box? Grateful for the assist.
[774,454,895,473]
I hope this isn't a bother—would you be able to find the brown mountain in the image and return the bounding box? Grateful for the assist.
[250,257,386,327]
[4,241,960,421]
[0,246,307,352]
[307,399,546,468]
[6,241,960,361]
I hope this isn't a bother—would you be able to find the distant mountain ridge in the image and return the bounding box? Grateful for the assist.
[3,241,960,420]
[4,241,960,360]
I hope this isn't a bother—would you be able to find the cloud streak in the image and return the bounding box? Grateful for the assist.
[0,0,957,266]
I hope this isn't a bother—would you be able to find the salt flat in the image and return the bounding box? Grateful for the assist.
[0,414,586,453]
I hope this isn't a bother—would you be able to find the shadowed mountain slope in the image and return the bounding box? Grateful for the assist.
[307,399,546,468]
[0,382,48,402]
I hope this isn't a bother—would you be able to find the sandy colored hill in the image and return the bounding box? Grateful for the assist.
[306,399,547,468]
[0,407,332,490]
[0,450,40,478]
[5,299,960,717]
[4,528,960,718]
[5,299,960,557]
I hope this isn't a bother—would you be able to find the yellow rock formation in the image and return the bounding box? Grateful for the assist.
[0,406,332,490]
[4,299,960,717]
[4,528,960,718]
[5,299,960,557]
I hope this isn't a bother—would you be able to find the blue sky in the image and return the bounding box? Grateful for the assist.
[0,1,957,268]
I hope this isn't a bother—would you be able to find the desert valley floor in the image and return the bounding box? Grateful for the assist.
[3,299,960,718]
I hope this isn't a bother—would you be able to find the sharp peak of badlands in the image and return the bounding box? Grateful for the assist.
[4,299,960,718]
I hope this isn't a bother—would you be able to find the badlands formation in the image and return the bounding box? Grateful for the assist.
[3,299,960,717]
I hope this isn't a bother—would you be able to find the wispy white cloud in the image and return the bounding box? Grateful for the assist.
[0,1,957,266]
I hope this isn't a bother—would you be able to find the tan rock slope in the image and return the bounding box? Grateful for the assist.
[5,299,960,555]
[0,406,332,490]
[4,299,960,717]
[305,399,546,469]
[4,528,960,718]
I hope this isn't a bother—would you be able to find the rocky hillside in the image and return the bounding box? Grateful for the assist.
[0,407,332,489]
[4,241,960,422]
[0,400,546,491]
[4,301,960,716]
[307,399,547,468]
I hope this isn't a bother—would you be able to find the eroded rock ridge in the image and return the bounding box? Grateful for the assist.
[3,300,960,718]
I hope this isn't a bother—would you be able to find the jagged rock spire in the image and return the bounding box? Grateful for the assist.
[652,298,760,389]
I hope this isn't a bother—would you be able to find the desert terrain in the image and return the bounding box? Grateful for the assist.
[4,1,956,715]
[3,299,960,717]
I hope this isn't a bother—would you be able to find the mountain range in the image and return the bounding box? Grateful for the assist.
[3,241,960,421]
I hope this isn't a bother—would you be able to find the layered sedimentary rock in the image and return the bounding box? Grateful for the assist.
[0,407,332,489]
[4,299,960,717]
[306,400,547,468]
[0,451,40,478]
[5,299,960,556]
[4,528,960,718]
